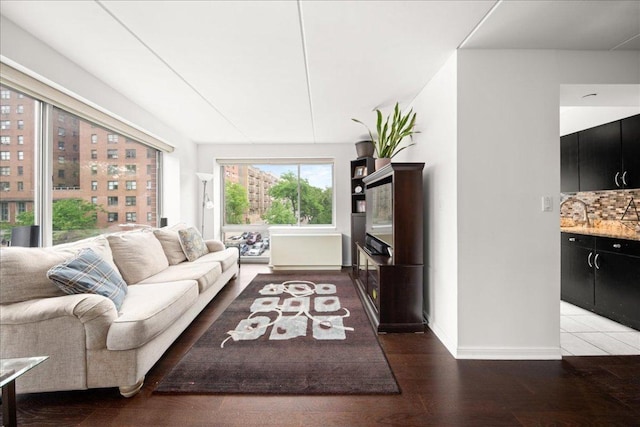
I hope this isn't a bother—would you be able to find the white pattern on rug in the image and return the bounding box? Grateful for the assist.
[221,280,354,348]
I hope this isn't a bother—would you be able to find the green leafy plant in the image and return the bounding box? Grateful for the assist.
[352,102,419,159]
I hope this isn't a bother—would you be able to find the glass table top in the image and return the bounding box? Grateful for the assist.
[0,356,48,387]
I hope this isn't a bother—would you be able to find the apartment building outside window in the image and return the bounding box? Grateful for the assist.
[108,196,118,206]
[0,84,161,246]
[125,212,136,222]
[126,180,136,190]
[125,196,136,206]
[1,105,10,114]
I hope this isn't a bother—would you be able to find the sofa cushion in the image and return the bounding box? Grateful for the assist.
[47,248,128,310]
[153,224,188,265]
[195,247,239,272]
[205,240,226,252]
[0,247,68,304]
[107,231,169,285]
[178,227,209,262]
[138,261,222,293]
[106,280,198,350]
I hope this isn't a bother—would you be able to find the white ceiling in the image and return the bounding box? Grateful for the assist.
[1,0,638,145]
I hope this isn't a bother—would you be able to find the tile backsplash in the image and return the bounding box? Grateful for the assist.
[560,190,640,223]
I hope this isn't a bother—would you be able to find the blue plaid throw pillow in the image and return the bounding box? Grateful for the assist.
[47,248,127,310]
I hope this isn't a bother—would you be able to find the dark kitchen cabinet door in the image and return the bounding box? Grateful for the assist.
[561,240,595,308]
[594,252,640,330]
[560,133,579,193]
[579,121,621,191]
[621,114,640,189]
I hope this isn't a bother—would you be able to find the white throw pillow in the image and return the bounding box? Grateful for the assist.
[107,231,169,285]
[153,223,188,265]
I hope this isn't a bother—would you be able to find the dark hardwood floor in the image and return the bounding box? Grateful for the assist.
[3,264,639,426]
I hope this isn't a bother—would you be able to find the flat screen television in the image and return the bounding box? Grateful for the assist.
[366,177,393,253]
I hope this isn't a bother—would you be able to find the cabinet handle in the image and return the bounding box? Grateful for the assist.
[587,251,593,268]
[622,171,628,186]
[613,243,622,249]
[568,237,576,242]
[614,172,621,187]
[594,253,600,270]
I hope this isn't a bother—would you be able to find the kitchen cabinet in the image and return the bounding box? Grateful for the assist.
[561,233,640,330]
[593,236,640,330]
[621,114,640,189]
[572,114,640,191]
[560,133,579,193]
[578,121,621,191]
[561,233,595,308]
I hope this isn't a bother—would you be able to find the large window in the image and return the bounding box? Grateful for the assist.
[220,160,333,260]
[0,87,35,246]
[0,84,161,246]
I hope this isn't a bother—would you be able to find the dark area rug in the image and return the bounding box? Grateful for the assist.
[154,272,400,395]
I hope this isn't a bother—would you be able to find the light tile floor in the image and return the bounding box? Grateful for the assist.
[560,300,640,356]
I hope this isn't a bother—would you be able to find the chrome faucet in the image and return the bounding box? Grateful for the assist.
[560,197,591,228]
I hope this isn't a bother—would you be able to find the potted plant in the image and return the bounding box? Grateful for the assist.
[352,102,419,169]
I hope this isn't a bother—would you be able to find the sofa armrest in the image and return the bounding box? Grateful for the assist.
[205,239,226,252]
[0,294,118,350]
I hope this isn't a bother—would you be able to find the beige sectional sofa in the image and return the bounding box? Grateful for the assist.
[0,226,239,397]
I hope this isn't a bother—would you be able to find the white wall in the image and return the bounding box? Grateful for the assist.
[395,53,459,355]
[455,50,640,359]
[0,16,199,226]
[197,142,357,265]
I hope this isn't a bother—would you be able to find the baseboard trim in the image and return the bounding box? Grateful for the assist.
[424,311,562,360]
[456,346,562,360]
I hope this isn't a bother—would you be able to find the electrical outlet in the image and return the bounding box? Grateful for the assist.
[542,196,553,212]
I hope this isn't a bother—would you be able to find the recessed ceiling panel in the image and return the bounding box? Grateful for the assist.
[464,0,640,50]
[301,0,496,143]
[103,0,313,143]
[0,0,247,143]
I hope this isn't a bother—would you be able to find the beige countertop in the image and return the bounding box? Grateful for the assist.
[560,219,640,241]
